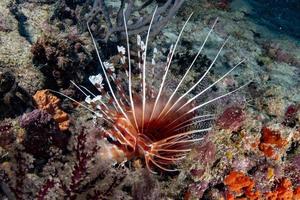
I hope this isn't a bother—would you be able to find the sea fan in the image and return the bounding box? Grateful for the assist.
[53,8,248,173]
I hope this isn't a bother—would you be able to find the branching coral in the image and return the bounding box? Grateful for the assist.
[87,0,185,42]
[0,151,34,200]
[0,124,133,199]
[36,126,130,199]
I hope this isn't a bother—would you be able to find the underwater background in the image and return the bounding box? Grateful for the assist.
[0,0,300,199]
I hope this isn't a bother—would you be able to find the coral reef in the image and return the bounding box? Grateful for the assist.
[0,12,12,32]
[263,42,300,68]
[283,104,299,128]
[0,121,132,199]
[1,0,300,199]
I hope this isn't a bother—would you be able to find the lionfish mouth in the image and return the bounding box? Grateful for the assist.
[53,7,249,173]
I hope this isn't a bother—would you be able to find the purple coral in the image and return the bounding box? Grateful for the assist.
[193,141,216,165]
[292,155,300,171]
[0,121,15,149]
[186,181,209,199]
[132,170,161,200]
[19,109,64,158]
[63,127,99,198]
[36,179,56,200]
[282,104,299,128]
[216,106,245,131]
[1,151,34,200]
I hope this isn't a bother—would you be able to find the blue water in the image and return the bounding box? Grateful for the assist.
[234,0,300,40]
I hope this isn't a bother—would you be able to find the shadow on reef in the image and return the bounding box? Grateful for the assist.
[0,70,34,120]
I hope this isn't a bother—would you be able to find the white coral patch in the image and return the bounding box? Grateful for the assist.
[140,41,146,51]
[85,95,92,104]
[93,112,102,119]
[152,47,158,65]
[137,35,141,46]
[89,74,103,85]
[85,95,102,104]
[89,74,104,89]
[117,45,126,55]
[104,61,115,72]
[91,95,102,103]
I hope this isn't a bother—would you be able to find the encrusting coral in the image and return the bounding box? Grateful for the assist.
[224,171,259,199]
[224,171,300,200]
[33,89,70,131]
[258,127,288,159]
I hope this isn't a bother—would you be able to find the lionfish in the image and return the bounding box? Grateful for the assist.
[55,7,248,173]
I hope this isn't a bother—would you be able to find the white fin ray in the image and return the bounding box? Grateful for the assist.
[157,18,219,120]
[71,80,111,114]
[167,81,251,127]
[148,12,194,124]
[149,153,186,161]
[141,6,158,133]
[161,36,230,120]
[147,156,179,172]
[169,114,215,131]
[155,127,212,145]
[187,81,251,114]
[173,117,215,132]
[48,89,102,118]
[176,59,246,113]
[123,10,139,131]
[87,22,131,123]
